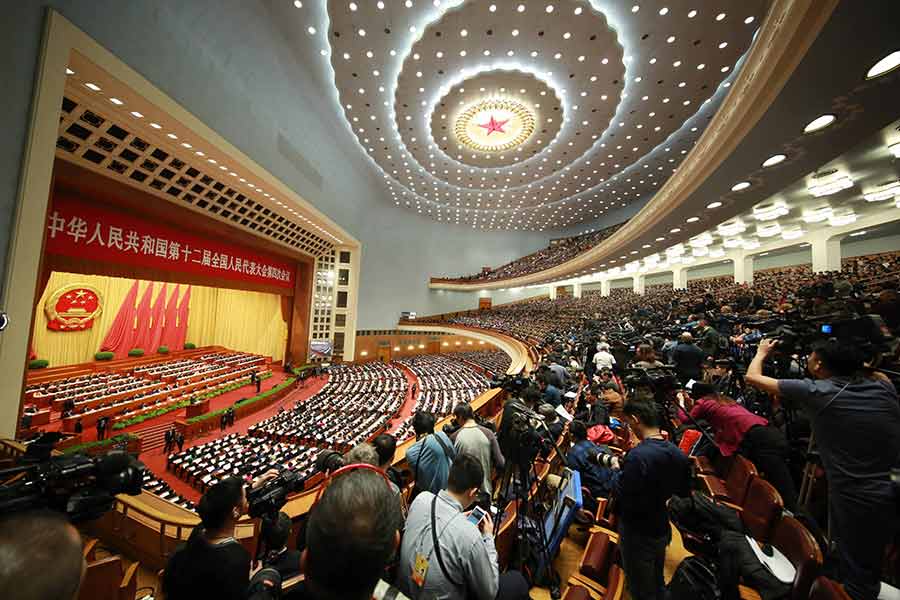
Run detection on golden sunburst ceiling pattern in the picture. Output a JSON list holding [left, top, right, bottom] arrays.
[[316, 0, 766, 230]]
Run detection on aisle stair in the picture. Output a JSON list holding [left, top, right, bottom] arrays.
[[136, 421, 180, 454]]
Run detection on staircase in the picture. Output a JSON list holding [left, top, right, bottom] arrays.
[[136, 421, 180, 454]]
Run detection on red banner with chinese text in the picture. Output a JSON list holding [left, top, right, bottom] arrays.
[[46, 196, 296, 289]]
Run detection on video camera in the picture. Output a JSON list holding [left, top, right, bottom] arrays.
[[490, 372, 531, 395], [247, 470, 305, 519], [0, 433, 145, 522]]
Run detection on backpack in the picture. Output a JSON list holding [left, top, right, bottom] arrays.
[[668, 556, 721, 600]]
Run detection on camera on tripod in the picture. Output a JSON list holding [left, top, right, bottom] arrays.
[[490, 373, 530, 394], [0, 433, 145, 522]]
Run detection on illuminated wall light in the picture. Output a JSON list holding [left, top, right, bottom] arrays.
[[828, 209, 857, 227], [66, 67, 74, 75], [717, 219, 746, 237], [407, 345, 414, 350], [781, 226, 805, 240], [890, 142, 900, 159], [442, 342, 449, 346], [360, 350, 368, 356], [863, 180, 900, 202], [802, 205, 832, 223], [807, 173, 854, 197], [466, 341, 473, 345], [731, 181, 751, 192], [393, 346, 401, 351], [723, 237, 745, 249], [418, 344, 425, 349], [752, 200, 789, 221], [756, 222, 781, 238]]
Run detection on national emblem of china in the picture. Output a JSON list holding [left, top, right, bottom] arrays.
[[45, 284, 103, 331]]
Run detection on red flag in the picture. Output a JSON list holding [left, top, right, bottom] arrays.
[[100, 280, 139, 358]]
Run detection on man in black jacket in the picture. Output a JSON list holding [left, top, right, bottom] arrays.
[[262, 512, 301, 580], [671, 332, 706, 384]]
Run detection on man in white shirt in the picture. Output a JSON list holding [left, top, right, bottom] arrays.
[[593, 343, 616, 371]]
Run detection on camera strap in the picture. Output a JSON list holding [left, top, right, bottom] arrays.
[[430, 494, 463, 588]]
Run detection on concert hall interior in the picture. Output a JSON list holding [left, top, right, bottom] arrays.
[[1, 2, 900, 600]]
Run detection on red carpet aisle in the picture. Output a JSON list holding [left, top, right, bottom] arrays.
[[388, 363, 421, 434], [139, 374, 328, 504]]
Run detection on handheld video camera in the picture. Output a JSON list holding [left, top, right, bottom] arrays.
[[246, 470, 304, 519]]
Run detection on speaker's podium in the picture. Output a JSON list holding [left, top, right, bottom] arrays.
[[185, 399, 210, 419]]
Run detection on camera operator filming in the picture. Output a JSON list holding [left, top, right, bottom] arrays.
[[745, 337, 900, 600]]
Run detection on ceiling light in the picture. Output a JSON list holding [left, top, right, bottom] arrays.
[[349, 2, 357, 10], [744, 16, 754, 24], [781, 225, 805, 240], [706, 201, 722, 209], [828, 208, 857, 227], [866, 51, 900, 79], [890, 142, 900, 158], [756, 222, 781, 238], [517, 4, 526, 12], [688, 9, 698, 17], [65, 67, 74, 75], [149, 122, 162, 129], [808, 172, 854, 197], [802, 205, 832, 223], [762, 154, 786, 167], [84, 82, 101, 91], [716, 12, 726, 20], [731, 181, 751, 191], [545, 4, 554, 13], [512, 29, 520, 36], [863, 180, 900, 202], [631, 5, 639, 13], [686, 216, 700, 223], [667, 35, 676, 43], [669, 227, 681, 233], [489, 3, 496, 11], [803, 114, 836, 133], [849, 230, 867, 237], [753, 200, 789, 221], [293, 0, 302, 6], [130, 111, 143, 118], [717, 218, 746, 237], [697, 63, 705, 70], [307, 26, 316, 35], [659, 7, 668, 15], [574, 6, 582, 14], [718, 41, 728, 49]]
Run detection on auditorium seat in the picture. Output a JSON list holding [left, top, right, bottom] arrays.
[[700, 454, 757, 506], [578, 528, 617, 586], [739, 477, 784, 544], [77, 555, 139, 600], [808, 577, 854, 600], [738, 516, 822, 600], [566, 563, 625, 600], [82, 536, 98, 562]]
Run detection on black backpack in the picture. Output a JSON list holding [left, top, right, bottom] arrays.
[[668, 556, 721, 600]]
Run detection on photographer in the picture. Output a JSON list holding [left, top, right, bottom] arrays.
[[449, 403, 505, 495], [260, 512, 301, 579], [672, 332, 705, 384], [406, 411, 456, 496], [683, 382, 797, 511], [566, 420, 619, 512], [164, 471, 278, 600], [746, 338, 900, 600], [614, 399, 692, 600]]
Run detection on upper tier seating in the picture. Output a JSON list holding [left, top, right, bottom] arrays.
[[433, 223, 624, 283], [446, 350, 512, 376]]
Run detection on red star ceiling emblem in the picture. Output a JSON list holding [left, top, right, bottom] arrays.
[[477, 115, 509, 135]]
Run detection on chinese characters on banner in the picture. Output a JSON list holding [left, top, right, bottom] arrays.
[[46, 195, 296, 289]]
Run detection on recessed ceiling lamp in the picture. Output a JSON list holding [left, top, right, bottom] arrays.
[[780, 225, 805, 240], [65, 67, 74, 75], [762, 154, 786, 167], [752, 200, 789, 221], [742, 239, 760, 250], [723, 237, 744, 249], [802, 205, 832, 223], [686, 216, 700, 223], [849, 230, 867, 237], [866, 51, 900, 79], [84, 82, 101, 91], [708, 246, 725, 258], [130, 111, 143, 118], [731, 181, 751, 191], [718, 218, 746, 237], [756, 222, 781, 238], [828, 208, 857, 227], [808, 171, 854, 197], [889, 142, 900, 158], [863, 180, 900, 202], [803, 114, 836, 133], [707, 201, 722, 209]]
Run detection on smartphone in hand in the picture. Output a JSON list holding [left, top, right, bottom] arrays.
[[467, 506, 488, 527]]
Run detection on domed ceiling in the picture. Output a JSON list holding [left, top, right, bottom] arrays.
[[303, 0, 768, 230]]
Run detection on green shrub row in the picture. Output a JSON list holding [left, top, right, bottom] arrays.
[[158, 346, 169, 354], [95, 351, 115, 361], [109, 371, 273, 430], [111, 398, 192, 430], [186, 376, 295, 425], [128, 348, 145, 357], [184, 342, 196, 349], [61, 433, 139, 455], [28, 359, 49, 369]]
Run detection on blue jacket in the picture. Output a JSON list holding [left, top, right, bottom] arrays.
[[406, 431, 456, 494], [567, 439, 619, 498]]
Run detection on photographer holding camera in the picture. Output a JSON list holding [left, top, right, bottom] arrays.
[[164, 470, 279, 600], [566, 420, 619, 512], [746, 337, 900, 600]]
